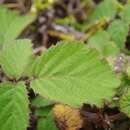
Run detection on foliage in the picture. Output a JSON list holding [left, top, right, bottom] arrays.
[[31, 42, 119, 107], [0, 6, 34, 48], [87, 30, 119, 56], [0, 82, 29, 130], [119, 89, 130, 117], [1, 1, 130, 130], [89, 0, 119, 22], [120, 4, 130, 23], [107, 20, 129, 49], [0, 39, 32, 79]]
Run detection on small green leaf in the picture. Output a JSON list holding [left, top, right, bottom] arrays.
[[0, 6, 34, 47], [120, 5, 130, 23], [107, 20, 129, 49], [0, 82, 29, 130], [87, 30, 119, 56], [37, 118, 46, 130], [22, 55, 38, 77], [119, 89, 130, 117], [0, 39, 32, 79], [44, 111, 58, 130], [127, 65, 130, 79], [39, 111, 58, 130], [102, 41, 119, 57], [89, 0, 118, 22], [32, 96, 54, 108], [88, 30, 110, 49], [31, 41, 120, 107], [36, 106, 56, 130], [35, 106, 53, 117]]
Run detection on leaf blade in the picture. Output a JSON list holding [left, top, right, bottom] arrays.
[[119, 90, 130, 117], [0, 6, 34, 47], [0, 39, 32, 78], [107, 20, 129, 49], [31, 42, 120, 107], [0, 82, 29, 130], [89, 0, 118, 22]]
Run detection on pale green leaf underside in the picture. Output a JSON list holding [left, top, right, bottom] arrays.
[[120, 5, 130, 23], [88, 30, 110, 50], [0, 6, 34, 47], [0, 39, 32, 78], [87, 30, 119, 56], [35, 106, 52, 117], [0, 82, 29, 130], [107, 20, 129, 49], [31, 42, 120, 107], [89, 0, 118, 21], [119, 90, 130, 117]]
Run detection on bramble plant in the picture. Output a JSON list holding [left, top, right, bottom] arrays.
[[1, 0, 130, 130]]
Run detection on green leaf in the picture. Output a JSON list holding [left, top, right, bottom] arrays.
[[0, 39, 32, 79], [43, 111, 58, 130], [31, 41, 120, 107], [120, 5, 130, 24], [0, 6, 34, 47], [127, 65, 130, 79], [32, 96, 54, 108], [22, 55, 38, 77], [107, 20, 129, 49], [35, 106, 53, 117], [102, 41, 119, 57], [36, 106, 56, 130], [37, 118, 46, 130], [119, 89, 130, 117], [0, 82, 29, 130], [38, 111, 58, 130], [87, 30, 119, 56], [89, 0, 118, 22], [88, 30, 110, 50]]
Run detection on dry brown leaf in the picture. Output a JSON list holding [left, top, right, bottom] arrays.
[[53, 104, 83, 130]]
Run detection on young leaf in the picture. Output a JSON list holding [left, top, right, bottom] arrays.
[[32, 96, 54, 108], [37, 118, 46, 130], [36, 105, 56, 130], [102, 41, 119, 57], [87, 30, 119, 56], [119, 89, 130, 117], [37, 111, 58, 130], [35, 106, 53, 117], [120, 5, 130, 24], [89, 0, 118, 22], [0, 6, 34, 47], [0, 82, 29, 130], [127, 65, 130, 79], [88, 30, 111, 50], [0, 39, 32, 79], [107, 20, 129, 49], [31, 42, 120, 107]]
